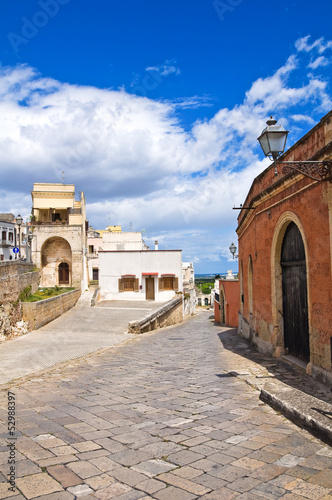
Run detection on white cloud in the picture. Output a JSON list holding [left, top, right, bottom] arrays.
[[295, 35, 332, 54], [308, 56, 330, 70], [145, 60, 181, 77]]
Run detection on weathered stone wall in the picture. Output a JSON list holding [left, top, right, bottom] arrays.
[[0, 261, 35, 279], [22, 289, 81, 330], [0, 271, 40, 304], [128, 296, 183, 334]]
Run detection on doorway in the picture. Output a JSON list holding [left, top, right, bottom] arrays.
[[145, 278, 155, 300], [59, 262, 70, 285], [281, 222, 309, 362]]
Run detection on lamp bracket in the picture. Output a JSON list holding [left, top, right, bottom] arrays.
[[278, 160, 332, 182]]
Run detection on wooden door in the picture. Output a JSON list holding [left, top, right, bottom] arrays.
[[59, 262, 69, 285], [145, 278, 155, 300], [281, 223, 309, 362]]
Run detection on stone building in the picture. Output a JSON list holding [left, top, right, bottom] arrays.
[[30, 183, 88, 289], [237, 111, 332, 384], [0, 214, 16, 261]]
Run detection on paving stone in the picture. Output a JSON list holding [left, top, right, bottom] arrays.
[[274, 454, 305, 468], [67, 484, 94, 497], [153, 485, 198, 500], [32, 493, 75, 500], [89, 455, 118, 472], [200, 487, 238, 500], [110, 467, 148, 486], [47, 464, 82, 488], [16, 473, 63, 499], [226, 476, 261, 493], [157, 472, 211, 495], [71, 441, 102, 453], [172, 466, 203, 479], [84, 473, 116, 489], [0, 482, 20, 498], [92, 481, 132, 499], [131, 459, 177, 477], [67, 460, 101, 479], [136, 478, 166, 494]]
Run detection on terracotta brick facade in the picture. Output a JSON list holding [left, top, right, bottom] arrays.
[[237, 111, 332, 385]]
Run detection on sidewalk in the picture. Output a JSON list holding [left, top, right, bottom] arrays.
[[0, 300, 157, 386], [213, 316, 332, 446]]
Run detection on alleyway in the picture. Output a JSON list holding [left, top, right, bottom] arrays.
[[0, 311, 331, 499]]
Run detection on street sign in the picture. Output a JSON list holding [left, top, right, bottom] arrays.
[[13, 247, 19, 254]]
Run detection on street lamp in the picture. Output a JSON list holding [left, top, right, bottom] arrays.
[[258, 116, 332, 181], [16, 214, 23, 259], [229, 242, 238, 259], [257, 117, 288, 175]]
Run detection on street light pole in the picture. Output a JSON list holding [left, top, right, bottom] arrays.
[[16, 215, 23, 259]]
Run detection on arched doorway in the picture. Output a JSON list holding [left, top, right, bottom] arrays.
[[281, 222, 309, 362], [59, 262, 70, 285], [41, 237, 72, 287]]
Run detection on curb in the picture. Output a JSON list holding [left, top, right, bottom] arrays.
[[260, 381, 332, 446]]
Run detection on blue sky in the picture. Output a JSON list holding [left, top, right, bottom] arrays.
[[1, 0, 332, 273]]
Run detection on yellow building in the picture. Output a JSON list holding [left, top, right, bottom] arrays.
[[30, 183, 88, 289]]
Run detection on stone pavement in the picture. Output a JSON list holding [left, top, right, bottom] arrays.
[[0, 301, 159, 386], [0, 311, 332, 499]]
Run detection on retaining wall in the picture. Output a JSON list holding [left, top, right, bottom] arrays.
[[22, 289, 81, 330], [0, 262, 40, 304], [128, 296, 183, 334]]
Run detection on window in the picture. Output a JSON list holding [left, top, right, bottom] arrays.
[[8, 232, 13, 242], [158, 276, 179, 291], [92, 268, 99, 281], [1, 230, 6, 242], [119, 277, 139, 292], [89, 245, 94, 253]]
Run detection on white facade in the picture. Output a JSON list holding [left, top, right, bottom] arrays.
[[0, 216, 16, 261], [87, 229, 149, 282], [99, 250, 182, 302]]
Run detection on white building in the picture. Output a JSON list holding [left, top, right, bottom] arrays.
[[0, 214, 16, 261], [99, 249, 182, 302], [87, 226, 149, 282]]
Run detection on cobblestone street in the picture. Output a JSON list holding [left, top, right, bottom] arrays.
[[0, 311, 332, 499]]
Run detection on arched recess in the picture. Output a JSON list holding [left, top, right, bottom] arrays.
[[271, 212, 311, 359], [41, 237, 72, 287]]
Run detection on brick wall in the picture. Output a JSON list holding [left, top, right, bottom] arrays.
[[0, 261, 35, 279], [22, 289, 81, 330], [0, 264, 40, 304]]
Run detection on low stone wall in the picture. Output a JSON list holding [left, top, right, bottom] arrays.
[[128, 296, 183, 334], [22, 289, 81, 330], [0, 261, 35, 278], [0, 270, 40, 303]]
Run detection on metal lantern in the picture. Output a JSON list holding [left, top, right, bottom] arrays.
[[257, 117, 289, 160], [229, 242, 237, 259]]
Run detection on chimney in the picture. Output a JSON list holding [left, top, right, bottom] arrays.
[[155, 240, 159, 250]]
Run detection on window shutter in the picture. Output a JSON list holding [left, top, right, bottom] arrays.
[[159, 278, 164, 291], [134, 278, 139, 292], [173, 277, 179, 291], [119, 278, 124, 292]]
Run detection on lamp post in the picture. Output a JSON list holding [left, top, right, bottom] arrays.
[[16, 214, 23, 259], [258, 116, 332, 181], [229, 242, 238, 259], [257, 117, 288, 175]]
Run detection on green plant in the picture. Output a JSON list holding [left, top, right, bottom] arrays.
[[19, 285, 32, 302]]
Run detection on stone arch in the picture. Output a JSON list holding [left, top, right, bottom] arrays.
[[271, 212, 311, 357], [41, 237, 72, 287]]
